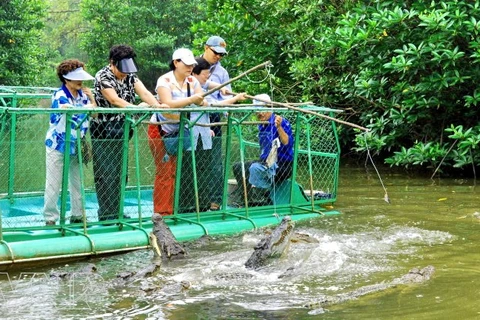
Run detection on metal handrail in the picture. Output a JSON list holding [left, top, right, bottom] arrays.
[[0, 87, 341, 235]]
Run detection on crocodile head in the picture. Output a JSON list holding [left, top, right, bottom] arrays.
[[397, 265, 435, 284], [245, 216, 295, 269]]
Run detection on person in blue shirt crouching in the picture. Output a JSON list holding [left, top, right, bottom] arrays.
[[231, 94, 294, 206]]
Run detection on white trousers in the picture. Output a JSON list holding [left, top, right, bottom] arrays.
[[43, 147, 83, 222]]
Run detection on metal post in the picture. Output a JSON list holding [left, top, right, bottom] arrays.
[[7, 113, 17, 202], [222, 114, 234, 210], [305, 121, 315, 212], [290, 112, 303, 207], [119, 115, 132, 221], [60, 112, 73, 226], [132, 122, 142, 226], [173, 112, 186, 215]]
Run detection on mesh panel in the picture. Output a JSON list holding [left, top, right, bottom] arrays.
[[225, 110, 338, 208], [1, 88, 340, 230]]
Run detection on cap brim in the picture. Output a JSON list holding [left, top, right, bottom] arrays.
[[211, 46, 227, 54], [180, 57, 198, 66], [117, 58, 138, 73], [64, 69, 95, 81]]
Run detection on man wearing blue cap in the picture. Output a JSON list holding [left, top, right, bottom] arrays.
[[91, 44, 166, 221], [200, 36, 231, 211], [203, 36, 230, 101]]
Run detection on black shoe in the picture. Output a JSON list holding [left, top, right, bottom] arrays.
[[248, 188, 271, 205], [98, 215, 131, 221], [70, 216, 85, 224], [229, 189, 244, 204], [229, 201, 244, 208]]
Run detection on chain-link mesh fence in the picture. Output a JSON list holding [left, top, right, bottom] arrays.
[[1, 87, 340, 231]]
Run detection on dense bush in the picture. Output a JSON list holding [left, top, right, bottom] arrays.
[[0, 0, 47, 85], [80, 0, 205, 91], [3, 0, 479, 173], [329, 1, 480, 173], [193, 0, 480, 173]]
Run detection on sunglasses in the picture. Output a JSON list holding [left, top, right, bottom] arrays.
[[209, 47, 226, 57]]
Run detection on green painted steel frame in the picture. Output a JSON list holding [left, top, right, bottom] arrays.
[[0, 86, 342, 266]]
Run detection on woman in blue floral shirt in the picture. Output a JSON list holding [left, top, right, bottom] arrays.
[[44, 59, 96, 225]]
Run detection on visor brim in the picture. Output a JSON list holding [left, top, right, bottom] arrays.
[[117, 58, 138, 73], [63, 68, 95, 81]]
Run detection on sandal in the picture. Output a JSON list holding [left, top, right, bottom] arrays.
[[210, 202, 221, 211]]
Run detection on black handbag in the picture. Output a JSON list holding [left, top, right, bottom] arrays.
[[90, 120, 132, 140], [80, 137, 92, 164]]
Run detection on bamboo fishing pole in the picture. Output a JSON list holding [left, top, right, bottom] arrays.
[[237, 93, 369, 132], [201, 61, 272, 98]]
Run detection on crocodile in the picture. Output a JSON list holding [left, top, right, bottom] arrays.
[[151, 214, 187, 259], [116, 261, 162, 283], [49, 263, 97, 279], [290, 232, 319, 244], [305, 265, 435, 308], [141, 279, 192, 295], [245, 216, 295, 270]]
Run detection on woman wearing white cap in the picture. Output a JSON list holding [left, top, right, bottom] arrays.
[[148, 48, 206, 216], [44, 59, 96, 225]]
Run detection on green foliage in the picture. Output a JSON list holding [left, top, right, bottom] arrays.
[[191, 0, 350, 100], [80, 0, 205, 90], [310, 1, 480, 172], [445, 124, 480, 168], [194, 0, 480, 173], [37, 0, 88, 87], [4, 0, 480, 173], [384, 142, 448, 169], [0, 0, 47, 85]]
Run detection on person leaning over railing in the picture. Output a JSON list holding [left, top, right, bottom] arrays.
[[231, 94, 294, 207], [189, 57, 246, 211], [148, 48, 206, 216], [90, 44, 167, 221], [199, 36, 231, 212], [44, 59, 96, 226]]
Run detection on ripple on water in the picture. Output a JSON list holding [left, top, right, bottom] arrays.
[[120, 223, 452, 313], [0, 222, 461, 318]]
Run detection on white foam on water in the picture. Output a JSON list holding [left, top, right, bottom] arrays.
[[0, 224, 455, 317], [159, 224, 455, 312]]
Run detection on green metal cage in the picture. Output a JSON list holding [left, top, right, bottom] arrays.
[[0, 86, 341, 266]]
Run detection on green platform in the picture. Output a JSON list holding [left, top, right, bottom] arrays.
[[0, 188, 339, 267], [1, 86, 341, 268]]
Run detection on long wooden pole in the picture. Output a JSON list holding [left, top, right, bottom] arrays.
[[236, 93, 369, 132], [201, 61, 271, 98]]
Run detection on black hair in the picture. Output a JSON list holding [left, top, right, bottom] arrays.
[[192, 57, 211, 75], [169, 60, 177, 71], [109, 44, 136, 63]]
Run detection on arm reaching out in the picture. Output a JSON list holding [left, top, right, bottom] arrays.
[[275, 115, 289, 145]]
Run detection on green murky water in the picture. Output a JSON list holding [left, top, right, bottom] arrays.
[[1, 165, 479, 319]]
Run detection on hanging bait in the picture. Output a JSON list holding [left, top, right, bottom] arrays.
[[364, 133, 391, 205], [384, 192, 391, 204]]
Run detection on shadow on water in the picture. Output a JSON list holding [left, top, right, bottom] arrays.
[[1, 166, 480, 319]]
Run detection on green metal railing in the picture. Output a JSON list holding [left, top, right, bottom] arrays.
[[0, 86, 341, 236]]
